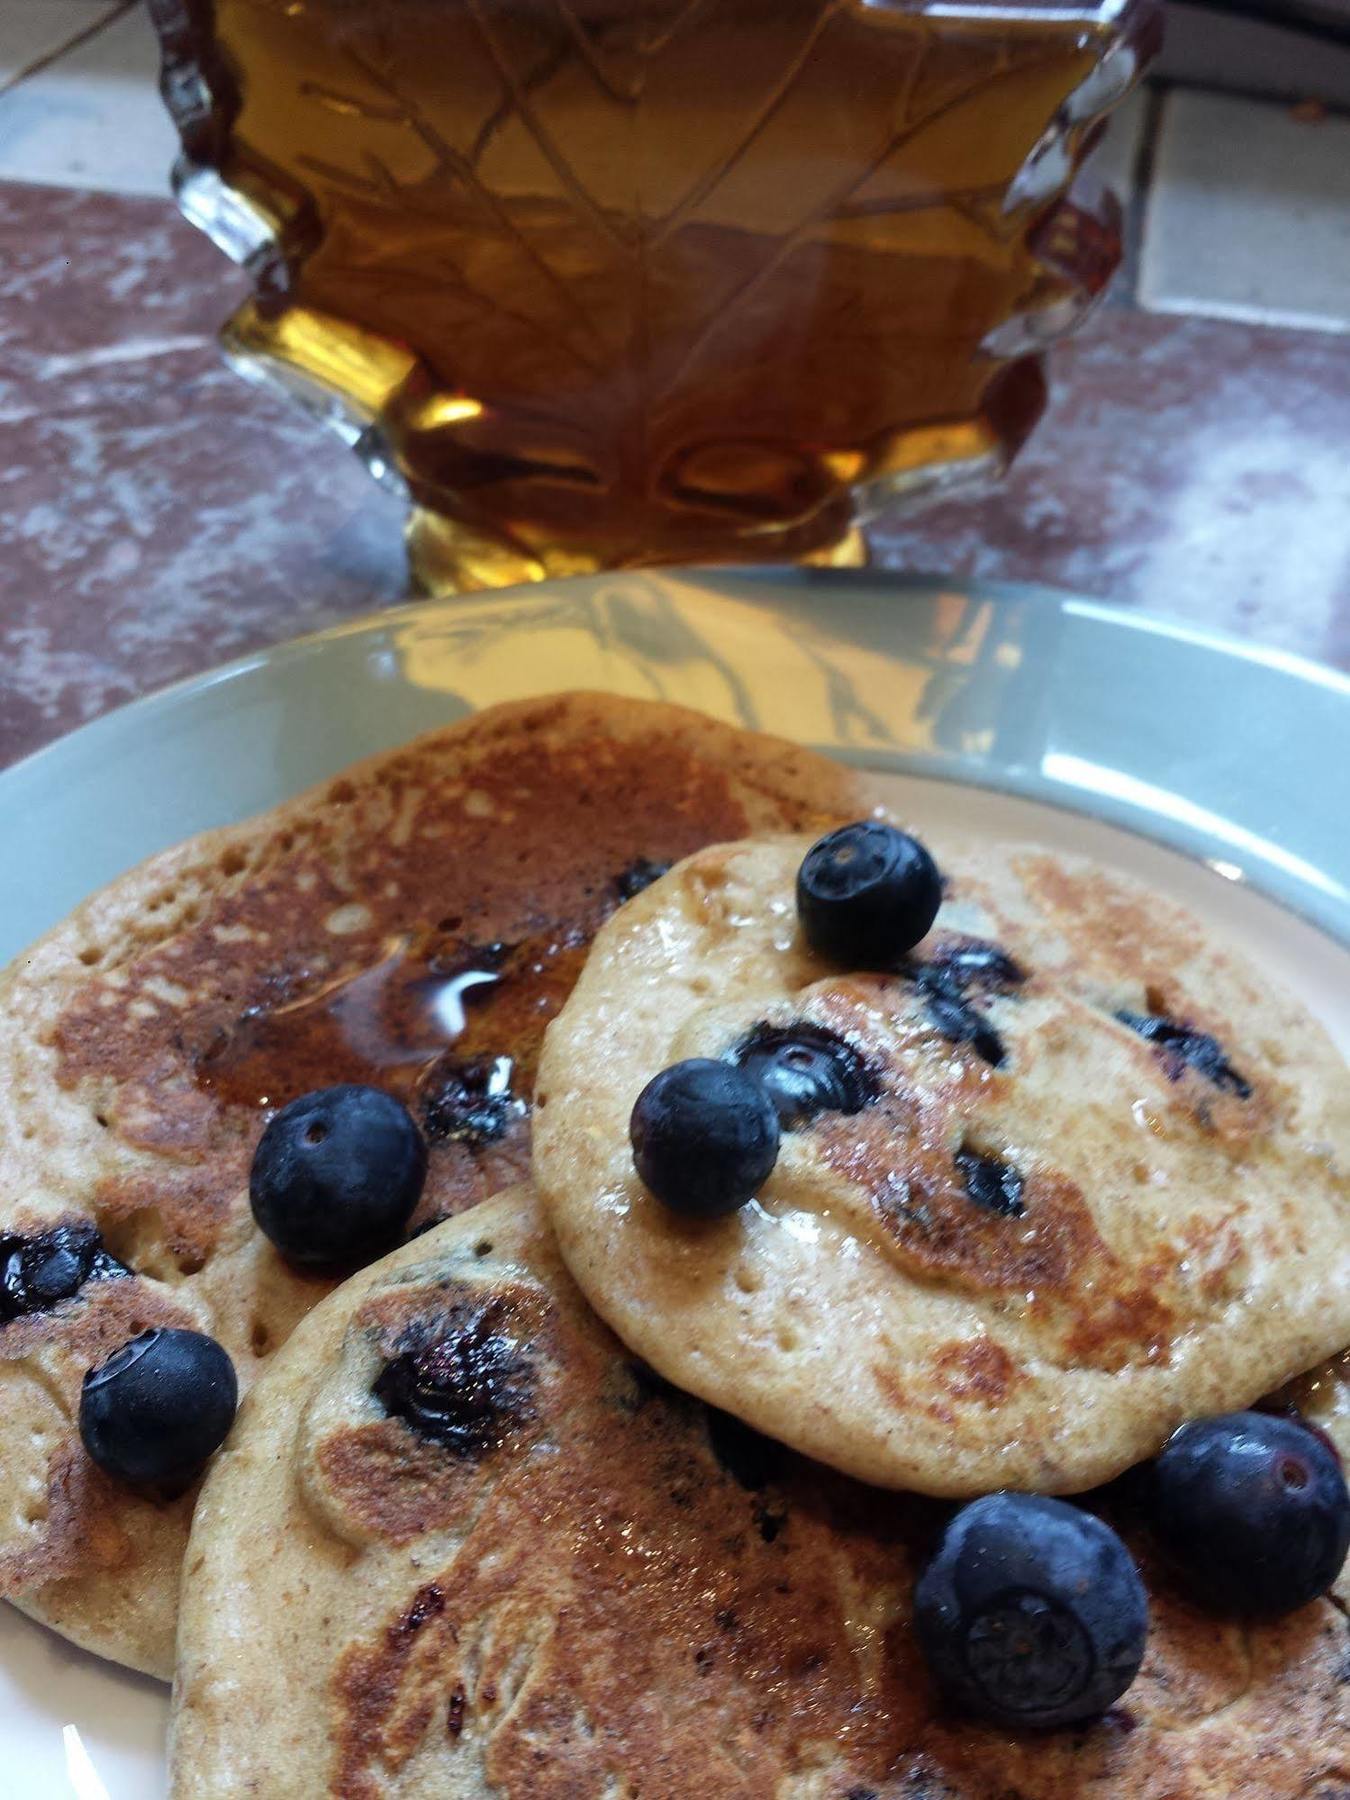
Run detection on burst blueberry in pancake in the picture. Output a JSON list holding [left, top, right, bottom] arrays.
[[535, 833, 1350, 1495], [0, 695, 861, 1676], [168, 1188, 1350, 1800]]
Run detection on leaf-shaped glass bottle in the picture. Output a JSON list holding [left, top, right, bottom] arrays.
[[149, 0, 1162, 591]]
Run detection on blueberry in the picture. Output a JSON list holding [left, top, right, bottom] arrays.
[[374, 1302, 535, 1457], [630, 1059, 779, 1219], [250, 1084, 427, 1268], [421, 1055, 522, 1148], [1149, 1411, 1349, 1617], [0, 1223, 128, 1322], [909, 941, 1022, 1067], [920, 990, 1008, 1068], [914, 1492, 1148, 1730], [929, 942, 1024, 990], [1115, 1011, 1251, 1099], [796, 822, 941, 968], [730, 1023, 876, 1129], [79, 1328, 237, 1486], [955, 1149, 1026, 1218]]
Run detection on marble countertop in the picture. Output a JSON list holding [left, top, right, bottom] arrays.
[[3, 42, 1350, 770]]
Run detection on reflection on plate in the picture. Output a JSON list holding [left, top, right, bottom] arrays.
[[1, 570, 1346, 1797]]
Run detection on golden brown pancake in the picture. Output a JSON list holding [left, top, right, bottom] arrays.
[[169, 1187, 1350, 1799], [536, 835, 1350, 1495], [0, 694, 861, 1676]]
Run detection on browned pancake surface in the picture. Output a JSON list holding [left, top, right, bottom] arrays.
[[0, 694, 859, 1674], [169, 1190, 1350, 1799], [536, 836, 1350, 1495]]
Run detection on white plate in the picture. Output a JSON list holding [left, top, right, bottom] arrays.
[[2, 569, 1348, 1799]]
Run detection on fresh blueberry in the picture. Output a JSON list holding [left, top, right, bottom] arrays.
[[1149, 1410, 1349, 1616], [796, 821, 942, 968], [914, 1492, 1148, 1730], [730, 1023, 876, 1129], [79, 1327, 237, 1486], [250, 1084, 427, 1267], [630, 1058, 779, 1219]]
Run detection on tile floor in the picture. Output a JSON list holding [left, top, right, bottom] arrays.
[[1140, 90, 1350, 333], [0, 0, 174, 196], [1, 0, 1349, 766]]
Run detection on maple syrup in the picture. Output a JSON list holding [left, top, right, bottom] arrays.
[[151, 0, 1159, 590], [195, 928, 586, 1131]]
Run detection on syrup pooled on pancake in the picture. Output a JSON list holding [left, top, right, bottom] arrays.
[[51, 739, 754, 1231], [193, 928, 565, 1140], [169, 1189, 1350, 1800], [0, 695, 860, 1675]]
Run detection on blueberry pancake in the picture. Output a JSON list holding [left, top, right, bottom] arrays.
[[535, 832, 1350, 1495], [168, 1187, 1350, 1800], [0, 695, 861, 1677]]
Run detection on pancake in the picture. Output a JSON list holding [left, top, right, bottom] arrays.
[[168, 1186, 1350, 1799], [535, 834, 1350, 1495], [0, 695, 861, 1677]]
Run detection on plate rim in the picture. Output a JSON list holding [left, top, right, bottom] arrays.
[[1, 568, 1348, 1792], [4, 570, 1348, 952], [6, 570, 1349, 795]]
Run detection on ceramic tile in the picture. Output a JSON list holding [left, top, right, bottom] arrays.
[[2, 183, 1349, 771], [1139, 88, 1350, 334], [0, 183, 406, 773], [0, 2, 176, 195], [0, 0, 119, 88], [874, 304, 1350, 670]]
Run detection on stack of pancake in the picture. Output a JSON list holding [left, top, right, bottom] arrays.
[[0, 694, 1345, 1797]]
